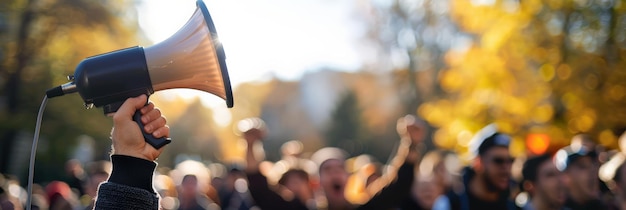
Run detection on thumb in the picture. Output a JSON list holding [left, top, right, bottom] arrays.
[[113, 95, 148, 123]]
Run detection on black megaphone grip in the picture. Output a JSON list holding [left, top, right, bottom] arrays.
[[133, 108, 171, 149]]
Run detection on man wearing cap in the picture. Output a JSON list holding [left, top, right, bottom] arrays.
[[554, 145, 606, 210], [435, 124, 516, 210], [521, 153, 568, 210]]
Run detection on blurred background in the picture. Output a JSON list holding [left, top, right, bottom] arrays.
[[1, 0, 626, 186]]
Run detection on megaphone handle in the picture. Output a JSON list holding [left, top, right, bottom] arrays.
[[133, 109, 172, 149]]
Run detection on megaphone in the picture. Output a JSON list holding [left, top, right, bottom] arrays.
[[45, 0, 233, 149]]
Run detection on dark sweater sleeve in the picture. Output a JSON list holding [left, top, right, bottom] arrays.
[[357, 163, 415, 210], [247, 171, 309, 210], [94, 155, 159, 210]]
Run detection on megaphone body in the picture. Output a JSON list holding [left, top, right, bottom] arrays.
[[46, 0, 233, 148]]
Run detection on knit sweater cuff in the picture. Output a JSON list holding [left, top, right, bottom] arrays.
[[108, 155, 157, 192], [95, 182, 159, 210]]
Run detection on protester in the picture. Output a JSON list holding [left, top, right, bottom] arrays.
[[435, 124, 516, 210], [219, 166, 257, 210], [279, 168, 316, 208], [242, 117, 313, 210], [93, 94, 171, 210], [0, 175, 23, 210], [82, 160, 111, 209], [46, 181, 80, 210], [520, 153, 567, 210], [554, 145, 607, 210], [571, 133, 609, 196], [154, 172, 179, 210], [312, 114, 423, 210], [401, 150, 460, 210], [34, 93, 626, 210], [344, 154, 383, 205], [64, 159, 86, 196], [178, 174, 219, 210], [400, 166, 444, 210]]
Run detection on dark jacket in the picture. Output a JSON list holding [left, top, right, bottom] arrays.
[[247, 171, 310, 210], [94, 155, 159, 210], [442, 167, 517, 210]]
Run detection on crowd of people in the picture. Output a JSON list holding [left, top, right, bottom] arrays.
[[2, 95, 626, 210]]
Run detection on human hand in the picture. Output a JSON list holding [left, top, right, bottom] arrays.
[[238, 118, 266, 145], [397, 115, 426, 144], [396, 115, 426, 164], [110, 95, 170, 161]]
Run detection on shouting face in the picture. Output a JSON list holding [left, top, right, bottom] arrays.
[[319, 159, 350, 209]]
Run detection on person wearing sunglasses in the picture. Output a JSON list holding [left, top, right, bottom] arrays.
[[434, 124, 517, 210]]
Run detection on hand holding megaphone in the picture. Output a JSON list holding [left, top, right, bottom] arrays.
[[110, 95, 170, 161], [45, 0, 233, 149]]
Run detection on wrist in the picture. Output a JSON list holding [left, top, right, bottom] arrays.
[[111, 143, 159, 161], [112, 150, 154, 162]]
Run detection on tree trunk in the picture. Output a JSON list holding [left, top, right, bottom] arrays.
[[1, 0, 36, 174]]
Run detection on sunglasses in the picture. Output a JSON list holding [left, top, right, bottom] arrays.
[[490, 156, 514, 165]]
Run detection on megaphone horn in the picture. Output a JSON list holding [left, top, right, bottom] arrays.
[[45, 0, 233, 149]]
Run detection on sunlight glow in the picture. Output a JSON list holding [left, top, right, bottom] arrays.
[[136, 0, 364, 108]]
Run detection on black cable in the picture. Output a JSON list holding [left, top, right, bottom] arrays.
[[26, 95, 48, 210]]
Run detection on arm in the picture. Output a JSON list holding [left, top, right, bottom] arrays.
[[94, 95, 170, 210], [246, 171, 309, 210], [244, 131, 308, 210], [356, 139, 418, 210], [356, 115, 424, 210]]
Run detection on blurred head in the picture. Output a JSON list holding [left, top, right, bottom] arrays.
[[46, 181, 75, 210], [279, 169, 314, 203], [65, 159, 84, 178], [413, 173, 444, 210], [420, 150, 460, 190], [319, 159, 349, 206], [225, 167, 246, 193], [522, 154, 566, 208], [571, 134, 601, 193], [474, 133, 513, 192], [180, 174, 199, 198], [554, 145, 597, 202], [84, 160, 111, 197], [311, 147, 351, 208]]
